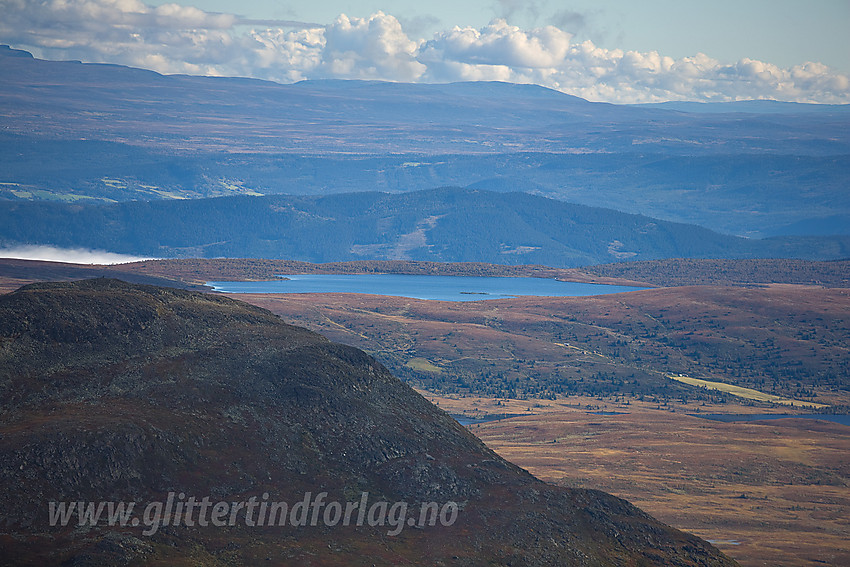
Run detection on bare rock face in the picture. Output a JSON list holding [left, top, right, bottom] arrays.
[[0, 279, 737, 566]]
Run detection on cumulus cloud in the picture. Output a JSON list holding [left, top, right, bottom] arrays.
[[422, 20, 571, 69], [1, 0, 847, 103], [319, 12, 425, 81], [0, 245, 154, 264]]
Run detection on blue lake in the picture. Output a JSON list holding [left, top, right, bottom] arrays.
[[207, 274, 647, 301], [692, 413, 850, 427]]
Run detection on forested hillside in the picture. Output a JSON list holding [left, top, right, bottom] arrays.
[[3, 188, 848, 266]]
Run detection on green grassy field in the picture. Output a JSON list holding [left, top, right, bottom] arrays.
[[668, 374, 828, 408]]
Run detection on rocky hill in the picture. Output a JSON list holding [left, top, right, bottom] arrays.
[[0, 279, 736, 565]]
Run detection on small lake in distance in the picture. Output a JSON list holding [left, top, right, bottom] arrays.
[[207, 274, 648, 301], [693, 413, 850, 427]]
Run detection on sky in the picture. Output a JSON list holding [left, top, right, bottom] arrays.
[[1, 0, 848, 103]]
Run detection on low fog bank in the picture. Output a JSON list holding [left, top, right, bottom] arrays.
[[0, 245, 155, 265]]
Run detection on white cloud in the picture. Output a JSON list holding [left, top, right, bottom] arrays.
[[421, 20, 571, 70], [319, 12, 425, 81], [246, 27, 325, 82], [0, 245, 154, 264], [1, 0, 847, 103]]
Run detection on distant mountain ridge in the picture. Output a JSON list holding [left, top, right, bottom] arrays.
[[0, 46, 665, 154], [1, 46, 848, 238], [1, 187, 848, 266], [1, 45, 847, 156]]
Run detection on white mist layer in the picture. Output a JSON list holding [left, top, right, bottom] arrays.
[[0, 245, 155, 265]]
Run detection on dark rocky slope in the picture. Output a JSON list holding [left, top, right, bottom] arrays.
[[0, 279, 736, 565]]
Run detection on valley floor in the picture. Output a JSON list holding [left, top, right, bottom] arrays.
[[422, 392, 850, 567]]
